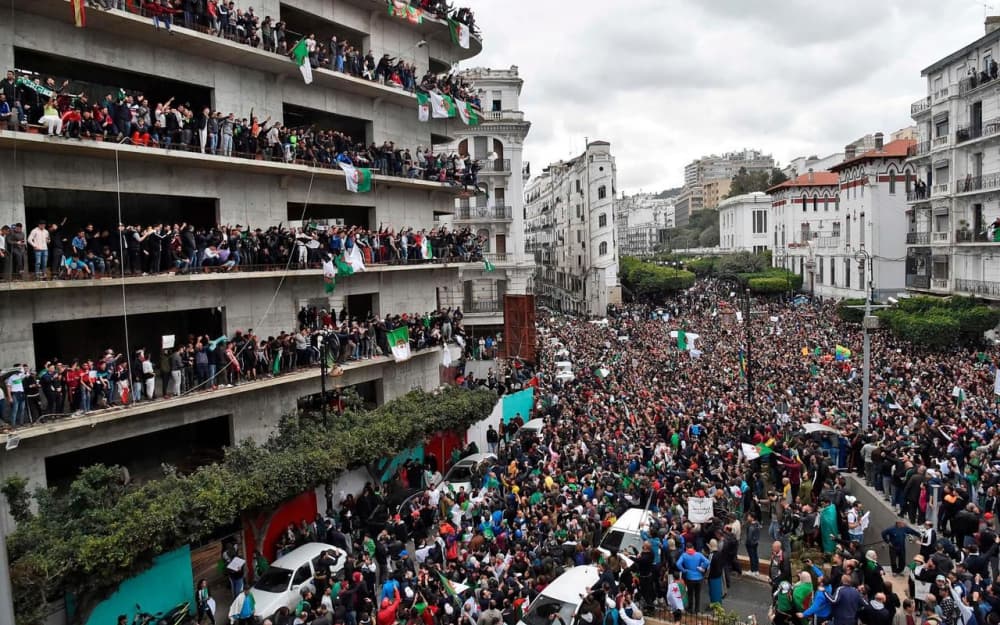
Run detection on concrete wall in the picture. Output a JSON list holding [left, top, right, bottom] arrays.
[[843, 473, 920, 563]]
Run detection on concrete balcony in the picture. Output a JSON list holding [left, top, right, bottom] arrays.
[[482, 110, 526, 122], [907, 140, 932, 159], [0, 131, 465, 198], [816, 236, 841, 249], [955, 278, 1000, 298], [931, 231, 951, 244], [13, 0, 421, 109], [464, 299, 502, 313], [906, 231, 931, 245], [955, 117, 1000, 144], [931, 135, 951, 151], [480, 158, 512, 175], [452, 205, 513, 222], [0, 258, 479, 291], [911, 96, 932, 117], [931, 277, 951, 291], [932, 182, 950, 196], [933, 85, 953, 102], [0, 345, 444, 446]]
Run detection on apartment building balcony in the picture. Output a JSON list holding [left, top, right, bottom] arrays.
[[907, 189, 931, 204], [956, 229, 1000, 244], [907, 141, 932, 159], [906, 231, 931, 245], [479, 158, 512, 175], [955, 117, 1000, 144], [0, 131, 465, 198], [959, 72, 1000, 97], [955, 172, 1000, 196], [463, 299, 502, 313], [932, 85, 953, 102], [955, 278, 1000, 298], [932, 182, 950, 197], [14, 0, 421, 108], [911, 96, 932, 117], [482, 110, 526, 122], [906, 274, 931, 289], [452, 205, 513, 222], [931, 231, 951, 244], [931, 278, 951, 291], [931, 135, 951, 151], [816, 236, 841, 249]]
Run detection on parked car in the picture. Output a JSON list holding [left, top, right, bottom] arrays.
[[251, 542, 346, 620], [517, 565, 601, 625], [433, 452, 498, 497], [365, 487, 432, 540]]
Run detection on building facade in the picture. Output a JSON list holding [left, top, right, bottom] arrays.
[[438, 66, 532, 329], [718, 192, 772, 254], [524, 141, 621, 315], [614, 193, 674, 258], [905, 16, 1000, 300], [675, 149, 775, 225], [0, 0, 483, 506]]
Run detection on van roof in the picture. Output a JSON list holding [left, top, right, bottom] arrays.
[[611, 508, 651, 532], [537, 565, 601, 603]]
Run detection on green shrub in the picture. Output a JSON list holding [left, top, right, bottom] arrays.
[[747, 277, 790, 294], [684, 257, 717, 277], [836, 299, 867, 324], [620, 257, 696, 299]]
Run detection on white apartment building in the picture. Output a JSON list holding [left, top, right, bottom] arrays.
[[905, 16, 1000, 300], [525, 141, 621, 315], [782, 153, 845, 181], [718, 192, 772, 254], [615, 193, 674, 257], [439, 66, 533, 328]]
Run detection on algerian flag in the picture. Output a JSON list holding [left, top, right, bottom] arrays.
[[345, 245, 366, 272], [428, 91, 453, 118], [338, 162, 373, 193], [417, 91, 430, 122], [455, 97, 479, 125], [756, 441, 774, 457], [335, 254, 354, 277], [741, 443, 760, 461], [291, 39, 313, 85], [676, 329, 687, 350], [421, 237, 433, 260], [387, 327, 411, 362], [323, 257, 337, 294], [594, 367, 610, 379], [449, 19, 470, 49], [953, 385, 966, 403], [483, 258, 495, 272], [437, 571, 459, 600]]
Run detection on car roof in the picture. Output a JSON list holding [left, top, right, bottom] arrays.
[[520, 418, 546, 432], [536, 566, 601, 603], [611, 508, 651, 532], [453, 452, 497, 467], [270, 542, 337, 569]]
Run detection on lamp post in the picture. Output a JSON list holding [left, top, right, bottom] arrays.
[[856, 248, 875, 431]]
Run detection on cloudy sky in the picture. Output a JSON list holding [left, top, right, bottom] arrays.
[[465, 0, 987, 193]]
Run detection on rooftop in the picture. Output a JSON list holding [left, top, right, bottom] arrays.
[[829, 139, 917, 172], [766, 171, 839, 193]]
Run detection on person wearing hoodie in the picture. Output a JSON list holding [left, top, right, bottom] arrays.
[[798, 578, 833, 625], [859, 592, 893, 625], [376, 587, 400, 625], [675, 545, 709, 614]]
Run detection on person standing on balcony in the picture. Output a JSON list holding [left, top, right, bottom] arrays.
[[220, 112, 235, 157], [27, 220, 49, 279]]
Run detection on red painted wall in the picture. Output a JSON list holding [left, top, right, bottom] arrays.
[[244, 490, 318, 565], [425, 430, 466, 473]]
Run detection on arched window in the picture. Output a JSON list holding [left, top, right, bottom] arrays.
[[802, 193, 808, 212], [599, 241, 608, 256], [598, 185, 607, 199], [888, 167, 897, 194]]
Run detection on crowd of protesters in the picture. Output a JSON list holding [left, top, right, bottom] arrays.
[[209, 276, 1000, 625], [0, 220, 488, 280], [0, 308, 467, 427], [1, 70, 483, 187]]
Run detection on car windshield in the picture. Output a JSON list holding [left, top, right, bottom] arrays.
[[254, 566, 293, 593], [445, 466, 472, 482], [522, 597, 575, 625]]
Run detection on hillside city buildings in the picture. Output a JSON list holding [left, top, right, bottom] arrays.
[[674, 149, 776, 227], [614, 193, 675, 258], [524, 141, 621, 315], [440, 66, 533, 329], [0, 0, 489, 516]]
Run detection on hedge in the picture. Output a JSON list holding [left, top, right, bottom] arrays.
[[620, 257, 696, 299], [4, 386, 496, 625], [876, 296, 1000, 348], [740, 269, 802, 294]]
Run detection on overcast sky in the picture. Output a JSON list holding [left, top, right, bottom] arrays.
[[464, 0, 987, 194]]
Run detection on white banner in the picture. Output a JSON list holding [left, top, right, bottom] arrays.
[[162, 334, 175, 349], [741, 443, 760, 461], [687, 497, 714, 524], [994, 369, 1000, 396]]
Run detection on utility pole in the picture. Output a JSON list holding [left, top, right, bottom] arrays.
[[853, 248, 885, 432]]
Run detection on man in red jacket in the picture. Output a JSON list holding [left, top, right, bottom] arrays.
[[376, 588, 399, 625]]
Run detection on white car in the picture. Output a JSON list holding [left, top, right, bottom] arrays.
[[433, 452, 498, 497], [251, 542, 346, 619]]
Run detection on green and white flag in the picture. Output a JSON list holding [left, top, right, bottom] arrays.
[[416, 91, 431, 122], [345, 245, 366, 272], [428, 91, 454, 118], [676, 329, 687, 350], [421, 237, 433, 260], [455, 97, 479, 125], [448, 19, 470, 49], [483, 258, 495, 272], [594, 367, 610, 379], [387, 326, 411, 362], [323, 257, 337, 294], [952, 385, 966, 404], [291, 39, 313, 84], [338, 162, 373, 193]]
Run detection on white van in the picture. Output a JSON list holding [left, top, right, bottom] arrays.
[[517, 565, 601, 625], [516, 418, 546, 443], [597, 508, 653, 562], [554, 361, 573, 372]]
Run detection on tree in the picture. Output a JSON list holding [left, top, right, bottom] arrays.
[[4, 386, 496, 625], [726, 167, 788, 198], [769, 168, 789, 187]]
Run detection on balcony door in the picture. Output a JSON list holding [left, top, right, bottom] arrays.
[[974, 203, 985, 234], [495, 234, 506, 255], [972, 101, 984, 136]]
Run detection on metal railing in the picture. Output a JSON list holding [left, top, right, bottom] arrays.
[[955, 278, 1000, 297], [463, 299, 502, 313], [911, 96, 932, 116], [952, 117, 1000, 144], [959, 73, 1000, 96], [906, 274, 930, 288], [956, 229, 993, 243], [907, 189, 930, 202], [454, 205, 512, 220], [906, 232, 931, 245], [956, 172, 1000, 194], [907, 141, 931, 157]]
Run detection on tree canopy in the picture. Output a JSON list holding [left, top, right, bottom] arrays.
[[4, 386, 496, 625], [726, 167, 788, 198]]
